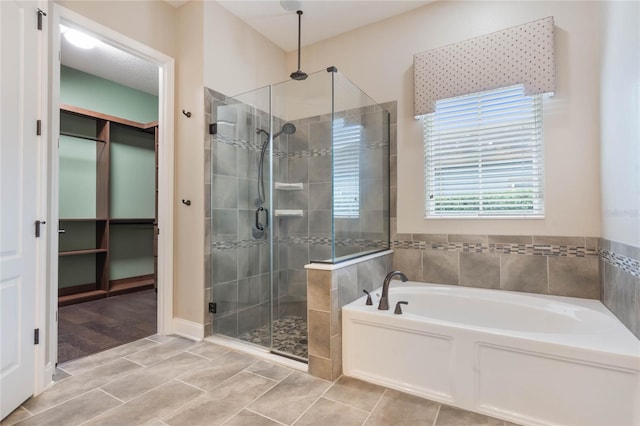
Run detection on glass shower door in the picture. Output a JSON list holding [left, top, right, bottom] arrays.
[[210, 86, 274, 350]]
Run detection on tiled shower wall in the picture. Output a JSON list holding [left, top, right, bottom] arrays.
[[205, 88, 290, 338], [281, 105, 390, 266], [600, 239, 640, 339], [204, 89, 392, 341]]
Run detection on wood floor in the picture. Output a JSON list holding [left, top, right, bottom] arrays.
[[57, 289, 157, 364]]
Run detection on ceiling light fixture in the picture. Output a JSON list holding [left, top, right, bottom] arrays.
[[280, 0, 300, 12], [289, 10, 308, 81], [63, 26, 100, 50]]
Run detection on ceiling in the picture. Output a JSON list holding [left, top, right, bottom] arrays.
[[61, 1, 432, 96], [217, 0, 432, 52], [60, 29, 159, 95]]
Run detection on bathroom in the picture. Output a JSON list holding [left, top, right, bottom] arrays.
[[202, 0, 638, 423], [1, 0, 638, 425]]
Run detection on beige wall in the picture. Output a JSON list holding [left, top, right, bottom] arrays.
[[599, 1, 640, 247], [289, 1, 603, 237], [57, 0, 288, 328], [55, 0, 207, 323], [203, 1, 287, 96], [174, 1, 205, 323], [56, 0, 178, 58]]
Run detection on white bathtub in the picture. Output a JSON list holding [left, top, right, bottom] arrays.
[[342, 282, 640, 426]]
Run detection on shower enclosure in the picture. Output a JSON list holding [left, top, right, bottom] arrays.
[[207, 68, 390, 361]]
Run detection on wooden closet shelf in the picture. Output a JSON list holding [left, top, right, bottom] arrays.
[[59, 218, 108, 222], [109, 218, 155, 224], [61, 104, 158, 129], [59, 248, 108, 257]]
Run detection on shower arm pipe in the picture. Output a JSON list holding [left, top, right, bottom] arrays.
[[296, 10, 302, 71]]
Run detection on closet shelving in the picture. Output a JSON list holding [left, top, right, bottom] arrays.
[[58, 105, 158, 306]]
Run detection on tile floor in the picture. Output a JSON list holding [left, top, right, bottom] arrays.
[[2, 336, 518, 426]]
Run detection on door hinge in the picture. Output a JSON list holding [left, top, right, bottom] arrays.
[[37, 8, 47, 31], [35, 220, 46, 238], [208, 302, 217, 314], [36, 120, 41, 136], [209, 123, 217, 135], [34, 328, 40, 345]]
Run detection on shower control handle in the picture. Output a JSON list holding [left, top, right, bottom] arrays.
[[255, 207, 268, 231]]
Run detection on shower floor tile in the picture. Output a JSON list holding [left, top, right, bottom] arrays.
[[238, 315, 308, 359]]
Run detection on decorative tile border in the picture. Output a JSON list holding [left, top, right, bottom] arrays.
[[288, 140, 388, 159], [214, 135, 388, 160], [212, 236, 389, 251], [392, 239, 599, 257], [600, 249, 640, 278]]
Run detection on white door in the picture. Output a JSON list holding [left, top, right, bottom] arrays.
[[0, 0, 39, 419]]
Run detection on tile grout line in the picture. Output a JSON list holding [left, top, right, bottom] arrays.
[[431, 403, 441, 426], [97, 387, 126, 404], [243, 368, 293, 383], [239, 408, 288, 426], [73, 389, 128, 425], [288, 375, 336, 425], [361, 388, 387, 425], [320, 394, 371, 415], [194, 363, 286, 426], [28, 386, 113, 423], [58, 338, 161, 375]]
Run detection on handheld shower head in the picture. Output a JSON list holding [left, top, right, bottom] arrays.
[[273, 122, 297, 139]]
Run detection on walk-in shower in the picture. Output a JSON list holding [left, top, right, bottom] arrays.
[[206, 68, 390, 361]]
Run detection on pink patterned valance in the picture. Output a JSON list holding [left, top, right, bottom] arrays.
[[414, 17, 555, 115]]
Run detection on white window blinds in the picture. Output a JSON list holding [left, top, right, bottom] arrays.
[[333, 118, 361, 218], [423, 84, 544, 217]]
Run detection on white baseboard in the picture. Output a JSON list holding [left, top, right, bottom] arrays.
[[172, 318, 204, 342]]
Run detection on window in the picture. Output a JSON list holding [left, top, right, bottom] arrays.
[[423, 84, 544, 218], [333, 118, 361, 218]]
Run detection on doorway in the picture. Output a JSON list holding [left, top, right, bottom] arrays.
[[47, 5, 175, 371]]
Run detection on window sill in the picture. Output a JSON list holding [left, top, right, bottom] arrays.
[[424, 215, 545, 220]]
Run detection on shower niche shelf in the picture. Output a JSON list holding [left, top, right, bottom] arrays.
[[275, 182, 303, 190], [274, 209, 304, 217]]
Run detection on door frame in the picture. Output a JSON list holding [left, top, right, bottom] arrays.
[[36, 4, 175, 394]]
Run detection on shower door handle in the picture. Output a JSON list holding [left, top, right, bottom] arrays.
[[255, 207, 268, 231]]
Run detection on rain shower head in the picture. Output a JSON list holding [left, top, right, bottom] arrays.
[[290, 70, 308, 81], [289, 10, 307, 81]]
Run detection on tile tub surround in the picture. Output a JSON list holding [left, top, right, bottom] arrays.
[[391, 234, 601, 300], [306, 252, 393, 381], [3, 335, 514, 426], [600, 238, 640, 339]]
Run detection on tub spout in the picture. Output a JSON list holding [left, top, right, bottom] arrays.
[[378, 270, 408, 310]]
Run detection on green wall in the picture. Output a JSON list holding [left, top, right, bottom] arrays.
[[60, 66, 158, 123], [110, 125, 156, 219], [59, 136, 97, 219], [109, 225, 154, 280]]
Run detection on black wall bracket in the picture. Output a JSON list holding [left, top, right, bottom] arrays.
[[208, 302, 217, 314]]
